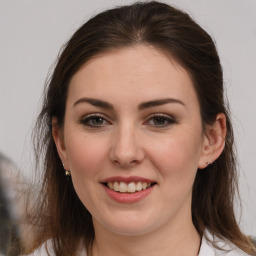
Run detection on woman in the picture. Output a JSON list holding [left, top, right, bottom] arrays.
[[22, 1, 256, 255]]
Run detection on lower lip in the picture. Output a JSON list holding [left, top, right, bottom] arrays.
[[102, 184, 155, 203]]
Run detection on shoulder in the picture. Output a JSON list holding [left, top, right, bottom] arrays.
[[23, 240, 87, 256], [21, 240, 54, 256], [199, 230, 251, 256]]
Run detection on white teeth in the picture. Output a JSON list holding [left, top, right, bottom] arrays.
[[136, 182, 142, 191], [127, 182, 136, 193], [106, 181, 154, 193], [108, 181, 114, 190], [119, 182, 127, 192], [113, 181, 119, 191]]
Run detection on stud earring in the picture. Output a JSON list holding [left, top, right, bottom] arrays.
[[63, 163, 71, 180], [206, 162, 211, 166], [65, 170, 71, 181]]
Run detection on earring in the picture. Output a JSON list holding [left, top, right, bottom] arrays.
[[63, 163, 71, 180], [206, 162, 211, 166], [65, 170, 71, 181]]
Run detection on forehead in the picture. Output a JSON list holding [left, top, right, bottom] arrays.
[[68, 45, 198, 108]]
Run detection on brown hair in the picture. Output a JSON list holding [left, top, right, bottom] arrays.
[[22, 1, 256, 255]]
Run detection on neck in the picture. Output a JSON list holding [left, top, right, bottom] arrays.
[[92, 218, 201, 256]]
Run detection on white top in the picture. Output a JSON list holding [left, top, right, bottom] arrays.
[[198, 232, 250, 256], [26, 231, 250, 256]]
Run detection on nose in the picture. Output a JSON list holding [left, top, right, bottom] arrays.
[[109, 124, 145, 168]]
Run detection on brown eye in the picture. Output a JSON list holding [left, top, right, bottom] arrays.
[[80, 114, 110, 127], [153, 117, 168, 126], [146, 114, 176, 127]]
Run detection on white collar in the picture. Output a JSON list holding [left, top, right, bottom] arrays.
[[28, 230, 249, 256], [199, 230, 249, 256]]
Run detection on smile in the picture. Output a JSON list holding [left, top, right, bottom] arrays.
[[101, 176, 157, 203], [106, 181, 154, 193]]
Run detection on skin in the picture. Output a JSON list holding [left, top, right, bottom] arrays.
[[53, 45, 226, 256]]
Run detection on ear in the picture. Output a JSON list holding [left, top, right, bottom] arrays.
[[52, 117, 70, 171], [198, 113, 226, 169]]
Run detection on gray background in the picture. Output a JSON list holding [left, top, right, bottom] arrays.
[[0, 0, 255, 234]]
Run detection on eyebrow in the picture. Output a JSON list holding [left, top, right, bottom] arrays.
[[138, 98, 185, 110], [73, 97, 185, 110], [73, 98, 114, 109]]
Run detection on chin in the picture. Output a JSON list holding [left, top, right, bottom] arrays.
[[107, 224, 154, 237], [94, 213, 161, 237]]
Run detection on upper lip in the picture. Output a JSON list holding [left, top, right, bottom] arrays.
[[101, 176, 157, 184]]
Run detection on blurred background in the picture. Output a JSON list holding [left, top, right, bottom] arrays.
[[0, 0, 256, 254]]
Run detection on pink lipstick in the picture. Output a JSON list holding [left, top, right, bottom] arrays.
[[101, 176, 157, 203]]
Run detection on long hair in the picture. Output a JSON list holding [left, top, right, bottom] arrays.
[[0, 154, 21, 256], [22, 1, 256, 255]]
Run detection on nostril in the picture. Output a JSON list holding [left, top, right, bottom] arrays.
[[112, 159, 139, 168], [109, 140, 145, 167]]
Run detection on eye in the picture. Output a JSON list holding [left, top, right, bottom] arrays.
[[145, 114, 176, 127], [80, 114, 111, 127]]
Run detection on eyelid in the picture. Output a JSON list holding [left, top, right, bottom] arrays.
[[145, 113, 175, 120], [81, 112, 112, 120], [80, 113, 112, 126], [144, 113, 176, 127]]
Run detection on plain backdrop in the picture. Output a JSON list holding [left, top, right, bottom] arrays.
[[0, 0, 255, 234]]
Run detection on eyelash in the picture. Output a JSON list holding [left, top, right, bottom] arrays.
[[80, 113, 176, 128], [80, 113, 111, 127], [144, 114, 176, 128]]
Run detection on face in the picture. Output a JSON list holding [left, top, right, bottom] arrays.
[[54, 45, 210, 237]]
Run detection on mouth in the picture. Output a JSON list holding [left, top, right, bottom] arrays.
[[103, 181, 156, 193]]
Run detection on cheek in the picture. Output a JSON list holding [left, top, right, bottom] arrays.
[[147, 128, 203, 179], [65, 132, 108, 176], [64, 132, 109, 208], [148, 136, 201, 206]]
